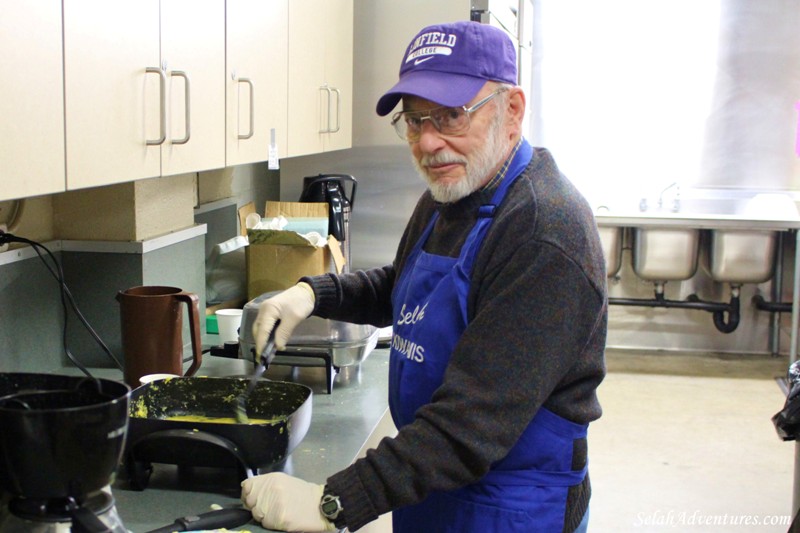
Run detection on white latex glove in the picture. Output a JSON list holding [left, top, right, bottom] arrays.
[[241, 472, 335, 532], [253, 283, 315, 352]]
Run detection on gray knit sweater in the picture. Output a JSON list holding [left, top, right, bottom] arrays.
[[302, 147, 608, 532]]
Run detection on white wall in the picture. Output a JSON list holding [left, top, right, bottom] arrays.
[[531, 0, 800, 210], [350, 0, 473, 148]]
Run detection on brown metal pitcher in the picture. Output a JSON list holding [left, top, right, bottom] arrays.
[[117, 286, 203, 387]]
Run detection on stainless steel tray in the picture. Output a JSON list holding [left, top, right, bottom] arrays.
[[239, 292, 378, 368]]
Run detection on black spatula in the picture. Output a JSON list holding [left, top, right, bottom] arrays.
[[235, 321, 279, 423]]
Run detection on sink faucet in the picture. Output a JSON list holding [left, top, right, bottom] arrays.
[[658, 182, 681, 212]]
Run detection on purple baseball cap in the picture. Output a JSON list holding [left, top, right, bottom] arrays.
[[376, 21, 517, 117]]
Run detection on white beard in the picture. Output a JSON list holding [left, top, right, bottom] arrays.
[[412, 107, 508, 204]]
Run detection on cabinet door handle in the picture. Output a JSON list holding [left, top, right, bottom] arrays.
[[319, 85, 332, 133], [238, 77, 254, 140], [330, 87, 341, 134], [146, 67, 167, 146], [170, 70, 191, 145]]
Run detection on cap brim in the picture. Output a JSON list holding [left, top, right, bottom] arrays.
[[375, 71, 487, 116]]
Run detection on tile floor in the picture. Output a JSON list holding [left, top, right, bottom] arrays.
[[589, 349, 795, 532]]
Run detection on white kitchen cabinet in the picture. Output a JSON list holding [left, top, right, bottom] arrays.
[[226, 0, 289, 167], [64, 0, 225, 190], [0, 0, 66, 201], [287, 0, 353, 157], [160, 0, 226, 177], [64, 0, 161, 190]]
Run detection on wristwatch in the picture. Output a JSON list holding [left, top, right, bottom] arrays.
[[320, 486, 346, 528]]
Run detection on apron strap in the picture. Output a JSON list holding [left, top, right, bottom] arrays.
[[454, 140, 534, 323], [478, 204, 496, 218]]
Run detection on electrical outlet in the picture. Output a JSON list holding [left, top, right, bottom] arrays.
[[0, 223, 8, 253]]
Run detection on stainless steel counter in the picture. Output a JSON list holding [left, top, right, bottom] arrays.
[[102, 347, 390, 532], [595, 212, 800, 231]]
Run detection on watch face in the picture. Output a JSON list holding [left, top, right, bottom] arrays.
[[321, 494, 342, 518]]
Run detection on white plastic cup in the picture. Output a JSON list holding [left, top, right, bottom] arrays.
[[245, 212, 262, 230], [216, 308, 244, 344], [139, 373, 180, 386]]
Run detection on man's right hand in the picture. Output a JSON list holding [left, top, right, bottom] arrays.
[[253, 282, 315, 353]]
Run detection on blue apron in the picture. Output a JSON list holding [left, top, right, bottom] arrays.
[[389, 141, 588, 533]]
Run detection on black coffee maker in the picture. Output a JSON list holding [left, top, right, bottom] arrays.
[[299, 174, 357, 271], [0, 374, 130, 533]]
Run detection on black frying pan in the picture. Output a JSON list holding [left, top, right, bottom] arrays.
[[124, 376, 312, 490]]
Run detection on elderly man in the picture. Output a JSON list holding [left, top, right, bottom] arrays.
[[242, 20, 607, 533]]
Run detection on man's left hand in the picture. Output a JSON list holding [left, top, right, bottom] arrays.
[[241, 472, 336, 532]]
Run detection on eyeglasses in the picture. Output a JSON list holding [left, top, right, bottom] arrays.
[[391, 88, 507, 143]]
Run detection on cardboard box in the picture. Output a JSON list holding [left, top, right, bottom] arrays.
[[237, 201, 257, 236], [245, 202, 345, 299], [265, 201, 328, 219]]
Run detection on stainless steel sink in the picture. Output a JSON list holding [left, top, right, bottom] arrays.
[[632, 227, 699, 281], [707, 229, 777, 283], [596, 192, 798, 284], [598, 225, 622, 277], [704, 194, 794, 283]]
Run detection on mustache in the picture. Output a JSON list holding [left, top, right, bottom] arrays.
[[419, 152, 468, 168]]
